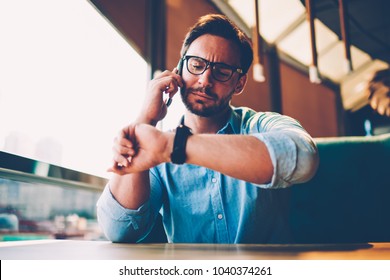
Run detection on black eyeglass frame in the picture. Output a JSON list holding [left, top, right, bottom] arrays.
[[182, 55, 243, 82]]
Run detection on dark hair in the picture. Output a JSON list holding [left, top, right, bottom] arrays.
[[180, 14, 253, 74]]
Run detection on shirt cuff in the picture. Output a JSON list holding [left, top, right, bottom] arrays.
[[252, 132, 297, 188], [97, 184, 150, 230]]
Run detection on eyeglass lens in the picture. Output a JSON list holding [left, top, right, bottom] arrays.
[[186, 56, 235, 82]]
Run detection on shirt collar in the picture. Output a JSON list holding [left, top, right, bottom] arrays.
[[217, 106, 241, 135], [179, 106, 242, 135]]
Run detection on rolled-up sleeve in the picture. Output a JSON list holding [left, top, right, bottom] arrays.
[[96, 185, 153, 243], [248, 112, 319, 188]]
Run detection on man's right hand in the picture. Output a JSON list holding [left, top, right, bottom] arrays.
[[137, 68, 183, 126], [108, 123, 174, 175], [105, 69, 181, 208]]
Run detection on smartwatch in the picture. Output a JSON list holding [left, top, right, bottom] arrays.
[[170, 124, 192, 164]]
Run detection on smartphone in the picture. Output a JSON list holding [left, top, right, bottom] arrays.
[[165, 58, 183, 107], [177, 57, 184, 76]]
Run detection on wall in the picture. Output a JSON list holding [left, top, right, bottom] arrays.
[[89, 0, 148, 58], [280, 62, 341, 137], [89, 0, 342, 137]]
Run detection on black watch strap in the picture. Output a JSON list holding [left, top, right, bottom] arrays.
[[170, 124, 192, 164]]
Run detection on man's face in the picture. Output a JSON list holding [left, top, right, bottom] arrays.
[[180, 34, 246, 117]]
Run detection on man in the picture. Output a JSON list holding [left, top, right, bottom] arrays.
[[97, 14, 319, 243]]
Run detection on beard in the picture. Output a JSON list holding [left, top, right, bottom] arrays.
[[180, 85, 234, 117]]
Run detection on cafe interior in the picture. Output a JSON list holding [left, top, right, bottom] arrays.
[[0, 0, 390, 259]]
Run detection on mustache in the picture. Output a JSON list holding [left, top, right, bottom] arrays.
[[187, 87, 217, 98]]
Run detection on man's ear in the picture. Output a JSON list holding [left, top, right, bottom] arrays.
[[233, 74, 247, 95]]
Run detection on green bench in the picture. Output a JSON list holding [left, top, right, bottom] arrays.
[[289, 133, 390, 243]]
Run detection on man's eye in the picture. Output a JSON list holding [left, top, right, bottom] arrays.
[[215, 68, 231, 77], [190, 62, 204, 71]]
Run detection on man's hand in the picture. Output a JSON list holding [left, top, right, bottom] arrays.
[[137, 69, 183, 126], [366, 68, 390, 117], [108, 123, 173, 175]]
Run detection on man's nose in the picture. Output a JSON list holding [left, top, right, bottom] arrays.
[[198, 66, 214, 86]]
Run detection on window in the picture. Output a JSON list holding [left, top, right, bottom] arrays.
[[0, 0, 185, 241], [0, 177, 103, 241], [0, 0, 184, 178]]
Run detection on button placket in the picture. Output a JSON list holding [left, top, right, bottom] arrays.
[[209, 171, 229, 242]]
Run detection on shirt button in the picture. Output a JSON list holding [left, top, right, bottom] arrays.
[[211, 178, 217, 183], [217, 214, 223, 220]]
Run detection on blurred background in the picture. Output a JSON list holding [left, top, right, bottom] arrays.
[[0, 0, 389, 241]]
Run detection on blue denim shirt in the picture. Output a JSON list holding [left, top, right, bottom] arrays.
[[97, 107, 318, 243]]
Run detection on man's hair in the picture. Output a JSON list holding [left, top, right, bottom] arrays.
[[180, 14, 253, 74]]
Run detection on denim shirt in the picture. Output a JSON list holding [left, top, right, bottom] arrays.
[[97, 107, 318, 243]]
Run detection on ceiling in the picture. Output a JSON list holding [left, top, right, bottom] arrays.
[[212, 0, 390, 111], [302, 0, 390, 64]]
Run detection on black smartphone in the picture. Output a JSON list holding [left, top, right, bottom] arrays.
[[177, 57, 184, 76], [166, 58, 183, 107]]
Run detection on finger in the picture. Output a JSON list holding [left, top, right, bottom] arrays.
[[163, 79, 179, 94], [116, 128, 134, 145], [386, 106, 390, 117], [111, 151, 134, 171], [115, 136, 135, 151], [172, 68, 184, 88], [107, 160, 126, 175], [370, 94, 378, 110], [108, 160, 135, 175], [113, 141, 133, 162], [161, 69, 183, 90], [112, 153, 130, 168], [118, 137, 133, 148], [112, 145, 135, 159], [377, 97, 390, 115], [112, 135, 136, 157]]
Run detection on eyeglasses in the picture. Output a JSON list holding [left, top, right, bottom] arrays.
[[183, 55, 243, 82]]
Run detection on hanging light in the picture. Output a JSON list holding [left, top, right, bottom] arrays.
[[252, 0, 265, 82], [305, 0, 321, 84], [339, 0, 353, 73]]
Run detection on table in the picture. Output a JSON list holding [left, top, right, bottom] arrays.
[[1, 240, 390, 260]]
